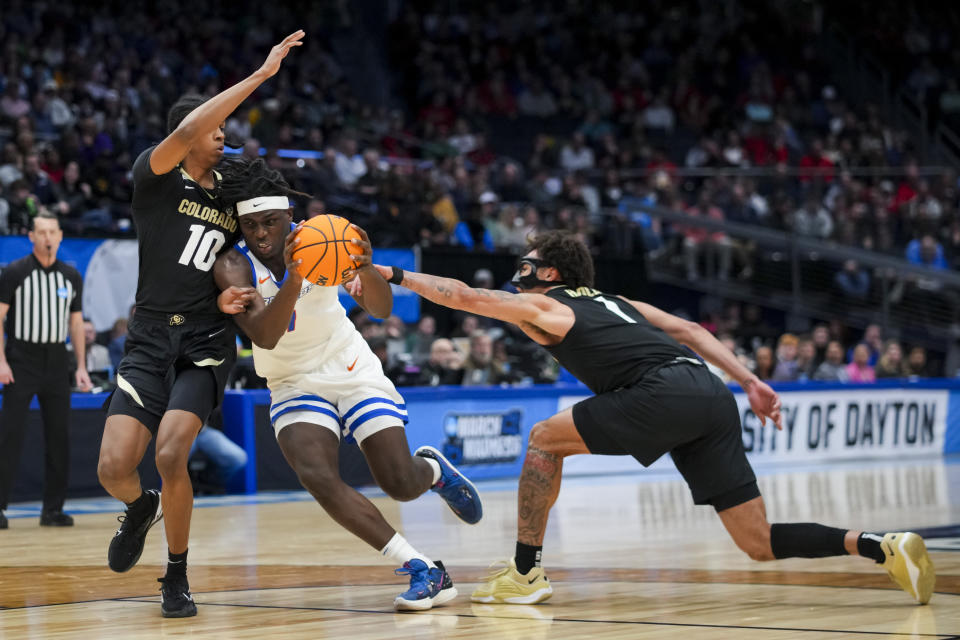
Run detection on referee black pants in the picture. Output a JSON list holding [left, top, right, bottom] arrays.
[[0, 342, 71, 512]]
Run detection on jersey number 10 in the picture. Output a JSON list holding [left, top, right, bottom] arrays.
[[178, 224, 227, 272]]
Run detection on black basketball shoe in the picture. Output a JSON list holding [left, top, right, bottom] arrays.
[[0, 510, 7, 529], [39, 510, 74, 526], [108, 489, 163, 572], [158, 574, 197, 618]]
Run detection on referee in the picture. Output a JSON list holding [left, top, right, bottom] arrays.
[[0, 212, 92, 529]]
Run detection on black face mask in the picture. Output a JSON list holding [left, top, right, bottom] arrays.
[[510, 257, 560, 290]]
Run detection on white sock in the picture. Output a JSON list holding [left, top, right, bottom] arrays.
[[380, 532, 436, 568], [423, 458, 442, 485]]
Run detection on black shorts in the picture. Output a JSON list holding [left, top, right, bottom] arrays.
[[572, 361, 759, 511], [107, 310, 236, 434]]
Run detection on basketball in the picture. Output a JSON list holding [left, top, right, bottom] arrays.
[[292, 214, 363, 286]]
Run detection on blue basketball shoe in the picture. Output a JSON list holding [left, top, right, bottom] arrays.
[[394, 559, 458, 611], [415, 446, 483, 524]]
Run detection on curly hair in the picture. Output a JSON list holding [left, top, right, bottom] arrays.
[[219, 157, 311, 207], [166, 94, 206, 134], [525, 230, 595, 289]]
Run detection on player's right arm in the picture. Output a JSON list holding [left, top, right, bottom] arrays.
[[148, 30, 305, 175], [213, 231, 303, 349], [621, 297, 783, 430]]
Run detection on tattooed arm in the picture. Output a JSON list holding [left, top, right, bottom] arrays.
[[372, 264, 573, 337]]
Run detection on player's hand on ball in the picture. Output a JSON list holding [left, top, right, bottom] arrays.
[[746, 379, 783, 430], [218, 286, 257, 315], [285, 222, 304, 283], [349, 224, 373, 270], [259, 30, 305, 78]]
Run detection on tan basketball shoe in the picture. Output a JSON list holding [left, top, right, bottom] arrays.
[[880, 532, 935, 604], [471, 558, 553, 604]]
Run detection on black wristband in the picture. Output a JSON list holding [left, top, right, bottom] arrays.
[[388, 266, 405, 285]]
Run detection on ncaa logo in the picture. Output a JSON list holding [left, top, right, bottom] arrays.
[[169, 314, 185, 326]]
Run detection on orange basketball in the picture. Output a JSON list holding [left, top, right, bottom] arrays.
[[292, 215, 363, 286]]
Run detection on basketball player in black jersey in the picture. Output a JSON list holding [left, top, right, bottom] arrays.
[[372, 230, 935, 606], [96, 31, 304, 618]]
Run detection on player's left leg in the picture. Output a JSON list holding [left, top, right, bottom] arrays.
[[152, 367, 217, 618], [717, 495, 936, 604], [472, 407, 589, 605], [359, 425, 482, 525], [277, 420, 456, 611]]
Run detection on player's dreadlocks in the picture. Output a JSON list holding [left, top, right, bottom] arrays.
[[219, 157, 311, 207], [525, 230, 595, 289]]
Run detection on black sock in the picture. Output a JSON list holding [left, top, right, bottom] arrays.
[[770, 523, 848, 559], [515, 541, 542, 575], [166, 549, 188, 577], [856, 532, 885, 564]]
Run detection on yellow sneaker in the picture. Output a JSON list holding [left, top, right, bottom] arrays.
[[470, 559, 553, 604], [880, 532, 935, 604]]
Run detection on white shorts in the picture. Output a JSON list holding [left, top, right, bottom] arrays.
[[267, 332, 408, 445]]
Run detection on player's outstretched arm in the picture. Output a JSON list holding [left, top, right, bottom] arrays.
[[149, 30, 305, 175], [213, 230, 303, 349], [342, 224, 392, 319], [370, 264, 566, 331], [621, 296, 783, 430]]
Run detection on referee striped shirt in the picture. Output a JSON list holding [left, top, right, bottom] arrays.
[[0, 254, 83, 344]]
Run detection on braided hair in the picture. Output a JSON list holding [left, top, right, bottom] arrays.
[[219, 157, 311, 208], [526, 230, 595, 289]]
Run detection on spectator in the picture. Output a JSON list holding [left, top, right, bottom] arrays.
[[82, 319, 112, 373], [771, 333, 799, 381], [795, 336, 818, 381], [905, 234, 948, 269], [305, 198, 326, 220], [792, 194, 834, 239], [813, 341, 850, 381], [461, 331, 510, 386], [518, 78, 559, 118], [108, 317, 128, 370], [845, 344, 876, 382], [559, 133, 595, 172], [811, 324, 831, 367], [753, 345, 775, 380], [188, 410, 248, 495], [418, 338, 464, 386], [405, 315, 437, 365], [682, 189, 731, 281], [905, 346, 933, 377], [875, 340, 908, 378], [833, 260, 871, 302]]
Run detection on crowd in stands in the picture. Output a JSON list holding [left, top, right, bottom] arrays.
[[827, 3, 960, 131], [1, 2, 955, 388], [0, 1, 957, 264]]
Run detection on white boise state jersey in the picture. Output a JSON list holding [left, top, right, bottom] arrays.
[[236, 237, 355, 382]]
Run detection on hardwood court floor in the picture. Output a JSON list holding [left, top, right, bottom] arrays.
[[1, 457, 958, 638]]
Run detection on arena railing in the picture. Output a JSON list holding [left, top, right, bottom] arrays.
[[625, 200, 960, 349]]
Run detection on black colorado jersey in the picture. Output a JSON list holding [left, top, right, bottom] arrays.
[[130, 146, 239, 316], [543, 286, 690, 394]]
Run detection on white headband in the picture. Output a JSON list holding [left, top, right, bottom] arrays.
[[236, 196, 290, 215]]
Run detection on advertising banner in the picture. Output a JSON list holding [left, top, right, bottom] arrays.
[[558, 386, 950, 476]]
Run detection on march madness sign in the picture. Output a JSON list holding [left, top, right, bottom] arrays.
[[441, 409, 524, 465]]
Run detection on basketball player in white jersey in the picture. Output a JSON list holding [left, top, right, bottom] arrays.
[[211, 158, 482, 611]]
